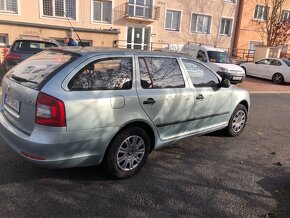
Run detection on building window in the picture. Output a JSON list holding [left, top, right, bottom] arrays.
[[248, 41, 263, 54], [165, 10, 181, 31], [0, 33, 8, 46], [93, 0, 112, 23], [224, 0, 236, 3], [253, 5, 268, 20], [128, 0, 153, 19], [191, 14, 212, 34], [0, 0, 18, 13], [281, 10, 290, 22], [42, 0, 76, 20], [220, 18, 233, 36]]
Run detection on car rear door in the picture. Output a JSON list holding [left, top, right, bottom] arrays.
[[136, 56, 196, 141]]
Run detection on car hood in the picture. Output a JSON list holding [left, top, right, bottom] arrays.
[[214, 63, 244, 71]]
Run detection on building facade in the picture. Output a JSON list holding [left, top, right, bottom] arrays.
[[233, 0, 290, 53], [0, 0, 240, 52]]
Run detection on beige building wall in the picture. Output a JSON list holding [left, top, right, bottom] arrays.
[[234, 0, 290, 52], [0, 0, 239, 52]]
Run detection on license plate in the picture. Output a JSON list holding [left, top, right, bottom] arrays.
[[233, 76, 242, 80], [4, 94, 20, 114]]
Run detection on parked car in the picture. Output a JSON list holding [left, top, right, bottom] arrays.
[[240, 58, 290, 84], [181, 44, 246, 84], [0, 48, 250, 179], [1, 38, 59, 72]]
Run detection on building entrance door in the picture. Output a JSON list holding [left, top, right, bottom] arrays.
[[127, 27, 150, 50]]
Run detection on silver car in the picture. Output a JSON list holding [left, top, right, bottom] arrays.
[[0, 48, 250, 179]]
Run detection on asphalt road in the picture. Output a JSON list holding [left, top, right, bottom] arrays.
[[0, 93, 290, 218]]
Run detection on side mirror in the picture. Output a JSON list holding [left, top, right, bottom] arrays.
[[220, 78, 230, 88], [216, 71, 231, 80]]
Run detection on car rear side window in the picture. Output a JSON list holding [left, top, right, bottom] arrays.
[[139, 57, 185, 89], [8, 50, 79, 89], [68, 57, 133, 91]]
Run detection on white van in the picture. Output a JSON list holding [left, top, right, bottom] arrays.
[[181, 44, 245, 84]]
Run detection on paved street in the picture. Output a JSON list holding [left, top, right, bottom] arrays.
[[0, 79, 290, 217]]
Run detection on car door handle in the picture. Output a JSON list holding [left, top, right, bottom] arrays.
[[196, 94, 204, 100], [143, 98, 156, 105]]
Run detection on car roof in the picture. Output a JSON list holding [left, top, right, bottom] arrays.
[[52, 46, 193, 58]]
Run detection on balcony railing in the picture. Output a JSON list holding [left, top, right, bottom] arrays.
[[114, 3, 160, 21]]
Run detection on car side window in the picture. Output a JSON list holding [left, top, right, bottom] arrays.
[[196, 50, 207, 63], [270, 59, 282, 66], [138, 57, 185, 89], [182, 59, 219, 87], [68, 57, 133, 91], [257, 59, 270, 65]]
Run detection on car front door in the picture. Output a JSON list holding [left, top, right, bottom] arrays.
[[181, 59, 232, 131], [136, 56, 196, 141]]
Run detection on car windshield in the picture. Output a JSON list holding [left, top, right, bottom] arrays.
[[282, 59, 290, 67], [207, 51, 231, 64], [8, 50, 80, 89]]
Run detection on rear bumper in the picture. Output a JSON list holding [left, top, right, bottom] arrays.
[[0, 110, 115, 168]]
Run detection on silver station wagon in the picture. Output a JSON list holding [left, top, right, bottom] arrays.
[[0, 48, 250, 179]]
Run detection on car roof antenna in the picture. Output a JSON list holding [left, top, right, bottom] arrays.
[[63, 11, 84, 47]]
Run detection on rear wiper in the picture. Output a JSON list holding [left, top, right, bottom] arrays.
[[11, 75, 38, 84]]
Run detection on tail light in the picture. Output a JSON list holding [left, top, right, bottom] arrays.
[[35, 92, 66, 127], [4, 53, 21, 61]]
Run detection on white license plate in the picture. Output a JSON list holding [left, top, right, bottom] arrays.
[[233, 76, 242, 80], [4, 94, 20, 114]]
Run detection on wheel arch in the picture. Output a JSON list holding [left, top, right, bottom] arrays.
[[239, 100, 249, 112], [105, 121, 156, 156], [241, 66, 247, 74]]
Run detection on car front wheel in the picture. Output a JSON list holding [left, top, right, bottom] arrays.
[[226, 104, 248, 137], [104, 127, 150, 179]]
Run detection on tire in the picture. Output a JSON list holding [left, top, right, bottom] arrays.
[[272, 73, 284, 84], [225, 104, 248, 137], [241, 66, 247, 75], [104, 127, 150, 179]]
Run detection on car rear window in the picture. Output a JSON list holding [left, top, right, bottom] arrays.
[[8, 50, 80, 89], [12, 40, 57, 54], [282, 59, 290, 67]]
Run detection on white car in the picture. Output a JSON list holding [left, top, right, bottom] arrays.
[[240, 58, 290, 84]]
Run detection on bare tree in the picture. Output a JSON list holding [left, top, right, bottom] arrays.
[[254, 0, 290, 46]]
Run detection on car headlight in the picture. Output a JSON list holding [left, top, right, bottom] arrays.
[[218, 67, 229, 73]]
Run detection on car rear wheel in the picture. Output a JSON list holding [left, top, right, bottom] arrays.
[[272, 73, 284, 84], [104, 127, 150, 179], [225, 104, 247, 137]]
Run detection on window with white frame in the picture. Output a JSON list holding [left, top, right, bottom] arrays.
[[93, 0, 112, 23], [248, 41, 263, 54], [253, 5, 268, 20], [191, 14, 211, 34], [165, 10, 181, 31], [0, 33, 8, 46], [220, 18, 233, 36], [128, 0, 153, 19], [224, 0, 236, 3], [42, 0, 76, 20], [281, 10, 290, 22], [0, 0, 18, 13]]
